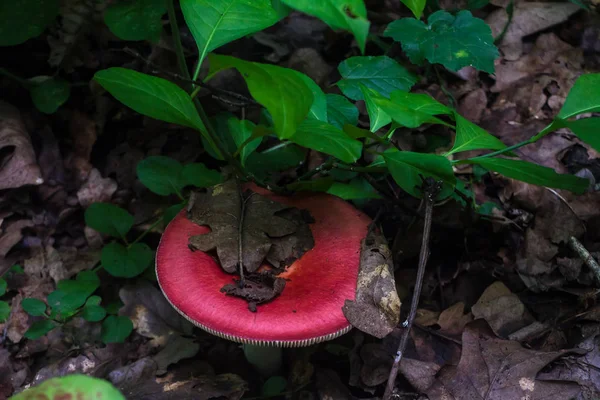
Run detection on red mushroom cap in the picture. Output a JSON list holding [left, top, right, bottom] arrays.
[[156, 187, 371, 347]]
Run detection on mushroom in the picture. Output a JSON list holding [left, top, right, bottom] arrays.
[[156, 186, 371, 375]]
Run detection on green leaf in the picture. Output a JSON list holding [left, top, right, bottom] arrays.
[[246, 143, 307, 179], [465, 158, 589, 194], [94, 68, 206, 132], [24, 320, 57, 340], [262, 376, 287, 397], [287, 177, 334, 192], [101, 242, 153, 278], [360, 84, 391, 132], [564, 117, 600, 152], [8, 375, 126, 400], [181, 0, 279, 70], [227, 117, 262, 165], [105, 301, 124, 315], [400, 0, 426, 18], [85, 203, 134, 238], [21, 298, 46, 317], [49, 271, 101, 315], [209, 55, 313, 139], [327, 94, 358, 129], [9, 264, 24, 274], [558, 74, 600, 119], [291, 120, 362, 163], [104, 0, 166, 42], [0, 278, 6, 296], [389, 91, 452, 116], [29, 77, 70, 114], [447, 113, 506, 155], [337, 56, 417, 101], [82, 305, 107, 322], [164, 203, 185, 225], [0, 0, 59, 46], [327, 179, 381, 200], [101, 315, 133, 344], [85, 295, 102, 306], [0, 301, 9, 323], [137, 156, 184, 196], [182, 162, 223, 188], [343, 124, 383, 142], [281, 0, 370, 53], [384, 149, 456, 198], [298, 73, 328, 122], [384, 10, 498, 73]]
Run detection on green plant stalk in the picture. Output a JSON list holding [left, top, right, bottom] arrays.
[[129, 217, 164, 247], [459, 137, 534, 163], [333, 163, 387, 173], [0, 68, 32, 87]]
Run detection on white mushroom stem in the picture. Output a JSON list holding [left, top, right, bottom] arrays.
[[243, 344, 282, 376]]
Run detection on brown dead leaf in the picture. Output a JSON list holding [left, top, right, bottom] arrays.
[[316, 368, 354, 400], [426, 321, 583, 400], [66, 110, 97, 184], [0, 219, 33, 258], [436, 302, 473, 337], [77, 168, 118, 208], [188, 179, 314, 273], [486, 2, 580, 61], [0, 101, 43, 190], [471, 281, 535, 337], [343, 229, 401, 339], [221, 271, 286, 312]]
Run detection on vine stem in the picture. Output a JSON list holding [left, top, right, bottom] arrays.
[[383, 178, 441, 400]]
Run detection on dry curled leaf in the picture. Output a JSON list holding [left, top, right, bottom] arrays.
[[188, 179, 314, 274], [343, 229, 401, 339], [0, 101, 43, 190]]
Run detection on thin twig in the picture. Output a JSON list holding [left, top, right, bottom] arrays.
[[569, 236, 600, 285], [383, 178, 442, 400]]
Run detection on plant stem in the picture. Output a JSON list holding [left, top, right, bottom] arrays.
[[130, 217, 164, 247], [383, 178, 441, 400], [0, 68, 31, 87], [460, 138, 533, 163], [297, 159, 336, 181], [332, 163, 386, 173]]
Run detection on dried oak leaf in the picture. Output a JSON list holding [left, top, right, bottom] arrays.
[[426, 320, 584, 400], [343, 229, 401, 338], [188, 180, 314, 274], [221, 272, 286, 312]]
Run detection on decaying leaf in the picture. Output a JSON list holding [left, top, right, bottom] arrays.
[[343, 229, 401, 338], [0, 101, 43, 190], [221, 271, 286, 312], [188, 179, 314, 273], [426, 321, 584, 400]]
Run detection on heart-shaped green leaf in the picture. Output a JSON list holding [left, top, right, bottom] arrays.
[[85, 203, 134, 238], [21, 298, 46, 317], [101, 242, 153, 278], [101, 315, 133, 344]]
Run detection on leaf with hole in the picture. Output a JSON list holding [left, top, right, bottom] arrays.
[[181, 0, 280, 70], [29, 77, 70, 114], [209, 55, 313, 139], [447, 113, 506, 155], [85, 203, 134, 238], [327, 94, 358, 129], [101, 315, 133, 343], [384, 10, 498, 73], [24, 320, 57, 340], [558, 74, 600, 119], [465, 158, 589, 194], [94, 68, 206, 132], [102, 242, 153, 278], [281, 0, 370, 53], [291, 120, 362, 163], [104, 0, 166, 42], [0, 0, 59, 46], [21, 298, 46, 316], [337, 56, 417, 101], [384, 149, 456, 198]]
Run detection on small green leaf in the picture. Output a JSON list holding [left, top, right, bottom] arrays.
[[102, 242, 153, 278], [558, 74, 600, 119], [227, 117, 262, 166], [281, 0, 369, 53], [85, 295, 102, 307], [327, 94, 358, 129], [447, 113, 506, 155], [94, 68, 206, 132], [101, 315, 133, 344], [181, 162, 223, 188], [262, 376, 287, 397], [337, 56, 417, 101], [564, 117, 600, 152], [105, 301, 124, 315], [104, 0, 166, 42], [24, 320, 57, 340], [287, 177, 334, 192], [164, 203, 185, 225], [0, 0, 59, 46], [209, 55, 313, 139], [85, 203, 134, 238], [291, 120, 362, 163], [8, 375, 126, 400], [327, 180, 381, 200], [21, 298, 46, 316], [49, 271, 101, 315], [477, 201, 500, 216], [29, 77, 70, 114], [0, 301, 10, 323], [384, 149, 456, 198], [384, 10, 498, 73], [181, 0, 280, 70], [9, 264, 24, 274], [389, 91, 452, 116], [82, 305, 107, 322], [137, 156, 184, 196], [399, 0, 426, 18], [360, 84, 391, 132], [0, 278, 6, 296], [465, 158, 589, 194], [298, 72, 328, 122]]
